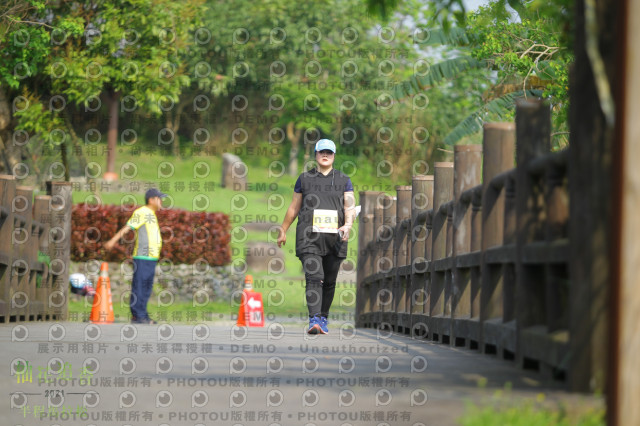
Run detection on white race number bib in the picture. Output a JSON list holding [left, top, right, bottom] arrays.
[[312, 209, 339, 233]]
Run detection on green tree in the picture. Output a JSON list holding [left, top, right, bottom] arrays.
[[261, 0, 429, 176], [50, 0, 204, 177], [0, 0, 204, 179], [198, 0, 430, 178], [376, 0, 573, 148], [0, 0, 78, 175]]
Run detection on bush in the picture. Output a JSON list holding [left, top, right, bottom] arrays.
[[459, 397, 605, 426], [71, 203, 231, 266]]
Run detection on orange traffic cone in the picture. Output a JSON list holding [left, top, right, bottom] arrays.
[[236, 275, 264, 327], [90, 262, 114, 324]]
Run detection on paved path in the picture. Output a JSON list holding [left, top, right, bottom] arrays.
[[1, 322, 600, 426]]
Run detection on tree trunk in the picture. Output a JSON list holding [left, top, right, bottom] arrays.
[[286, 122, 301, 176], [63, 109, 87, 175], [104, 89, 120, 181], [60, 138, 70, 181], [304, 142, 312, 164], [170, 100, 188, 157], [0, 86, 21, 175], [165, 109, 176, 155]]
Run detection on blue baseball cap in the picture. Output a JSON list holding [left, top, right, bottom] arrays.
[[145, 188, 168, 203], [315, 139, 336, 153]]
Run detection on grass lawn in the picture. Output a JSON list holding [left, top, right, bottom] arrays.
[[68, 270, 356, 325], [459, 392, 604, 426], [66, 144, 376, 322]]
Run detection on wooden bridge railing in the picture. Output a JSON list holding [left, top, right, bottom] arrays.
[[355, 99, 592, 388], [0, 177, 72, 322]]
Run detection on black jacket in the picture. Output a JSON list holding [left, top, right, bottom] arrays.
[[295, 168, 352, 258]]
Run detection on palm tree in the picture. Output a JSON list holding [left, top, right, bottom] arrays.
[[368, 1, 571, 147]]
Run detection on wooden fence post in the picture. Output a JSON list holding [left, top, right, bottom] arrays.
[[429, 162, 453, 341], [47, 181, 72, 320], [371, 195, 385, 326], [34, 195, 52, 321], [469, 188, 483, 346], [356, 191, 382, 327], [544, 161, 569, 335], [480, 122, 515, 356], [451, 145, 482, 346], [410, 175, 433, 335], [380, 195, 396, 328], [0, 175, 16, 322], [394, 185, 412, 331], [514, 100, 551, 370], [14, 186, 34, 321]]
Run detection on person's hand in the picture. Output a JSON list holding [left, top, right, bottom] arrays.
[[338, 225, 351, 241], [104, 239, 116, 251], [277, 227, 286, 248]]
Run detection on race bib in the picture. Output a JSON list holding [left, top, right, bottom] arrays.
[[312, 209, 339, 233]]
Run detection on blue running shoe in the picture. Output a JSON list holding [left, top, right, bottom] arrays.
[[307, 315, 322, 334], [318, 316, 328, 334]]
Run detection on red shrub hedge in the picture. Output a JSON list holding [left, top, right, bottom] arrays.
[[72, 203, 231, 266]]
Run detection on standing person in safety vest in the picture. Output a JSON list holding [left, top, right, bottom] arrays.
[[104, 188, 168, 324], [277, 139, 356, 334]]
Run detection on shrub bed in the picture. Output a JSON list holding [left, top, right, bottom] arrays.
[[71, 203, 231, 266]]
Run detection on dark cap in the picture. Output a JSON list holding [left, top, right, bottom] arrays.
[[145, 188, 168, 203]]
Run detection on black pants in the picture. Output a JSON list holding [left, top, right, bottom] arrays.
[[300, 252, 344, 317]]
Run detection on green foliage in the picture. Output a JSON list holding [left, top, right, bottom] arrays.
[[419, 27, 470, 47], [2, 0, 574, 183], [389, 0, 572, 146], [444, 89, 543, 145], [13, 92, 65, 147], [200, 0, 439, 180], [0, 25, 50, 89], [393, 56, 483, 101], [467, 1, 572, 131], [365, 0, 402, 22], [459, 400, 605, 426], [0, 1, 84, 90], [48, 0, 205, 113], [1, 0, 205, 136], [366, 0, 469, 28]]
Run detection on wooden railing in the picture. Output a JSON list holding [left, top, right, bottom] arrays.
[[355, 99, 590, 387], [0, 176, 72, 322]]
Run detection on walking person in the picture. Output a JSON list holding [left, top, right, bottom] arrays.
[[278, 139, 356, 334], [104, 188, 168, 324]]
